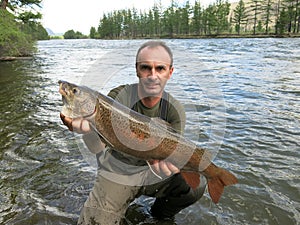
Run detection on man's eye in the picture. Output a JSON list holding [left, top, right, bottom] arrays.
[[140, 65, 151, 70], [157, 66, 166, 71]]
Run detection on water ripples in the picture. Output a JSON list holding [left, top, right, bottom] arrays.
[[1, 38, 300, 224]]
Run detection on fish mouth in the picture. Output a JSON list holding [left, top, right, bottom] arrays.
[[59, 80, 70, 97], [58, 80, 97, 119]]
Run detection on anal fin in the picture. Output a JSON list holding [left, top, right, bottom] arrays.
[[181, 171, 201, 190]]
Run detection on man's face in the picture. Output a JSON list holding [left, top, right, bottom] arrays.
[[136, 46, 173, 97]]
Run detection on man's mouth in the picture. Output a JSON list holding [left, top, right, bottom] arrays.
[[145, 82, 159, 88]]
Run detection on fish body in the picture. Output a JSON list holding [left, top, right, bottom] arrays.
[[59, 80, 238, 203]]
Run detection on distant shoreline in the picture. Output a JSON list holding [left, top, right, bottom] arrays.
[[171, 33, 300, 39], [95, 33, 300, 40], [1, 34, 299, 61]]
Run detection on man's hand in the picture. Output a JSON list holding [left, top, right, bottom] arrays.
[[60, 113, 91, 134], [150, 159, 180, 176]]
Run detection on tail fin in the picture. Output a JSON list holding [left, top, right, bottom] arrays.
[[207, 168, 238, 204]]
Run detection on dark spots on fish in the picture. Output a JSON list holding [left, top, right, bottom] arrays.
[[89, 217, 97, 225], [129, 121, 151, 140]]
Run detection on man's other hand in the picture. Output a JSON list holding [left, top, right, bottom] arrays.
[[150, 160, 180, 176], [60, 113, 91, 134]]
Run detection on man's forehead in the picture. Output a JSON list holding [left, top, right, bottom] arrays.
[[137, 46, 171, 64], [137, 60, 170, 66]]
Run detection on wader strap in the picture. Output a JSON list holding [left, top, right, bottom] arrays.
[[130, 83, 139, 111], [130, 83, 169, 121], [159, 91, 168, 121]]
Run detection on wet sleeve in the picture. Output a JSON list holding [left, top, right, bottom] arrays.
[[107, 85, 126, 100], [107, 84, 132, 107]]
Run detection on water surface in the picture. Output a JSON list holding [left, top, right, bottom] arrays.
[[0, 38, 299, 225]]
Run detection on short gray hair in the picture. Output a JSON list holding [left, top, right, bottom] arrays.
[[136, 41, 173, 66]]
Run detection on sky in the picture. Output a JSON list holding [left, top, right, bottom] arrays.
[[41, 0, 236, 35]]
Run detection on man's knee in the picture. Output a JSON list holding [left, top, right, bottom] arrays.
[[151, 174, 206, 219], [78, 206, 124, 225], [78, 174, 140, 224], [151, 186, 205, 218]]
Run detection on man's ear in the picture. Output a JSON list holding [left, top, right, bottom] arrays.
[[168, 66, 174, 79], [136, 63, 140, 78]]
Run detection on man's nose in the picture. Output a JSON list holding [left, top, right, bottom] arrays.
[[149, 67, 158, 77]]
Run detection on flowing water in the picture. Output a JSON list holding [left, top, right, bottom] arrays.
[[0, 38, 299, 225]]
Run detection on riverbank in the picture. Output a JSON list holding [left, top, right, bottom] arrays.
[[0, 56, 33, 61], [174, 33, 300, 39], [69, 33, 300, 41]]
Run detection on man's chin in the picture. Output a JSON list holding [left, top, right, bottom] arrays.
[[144, 88, 161, 96]]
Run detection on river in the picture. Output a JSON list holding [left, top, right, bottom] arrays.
[[0, 38, 299, 225]]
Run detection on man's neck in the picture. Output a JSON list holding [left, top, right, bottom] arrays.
[[140, 96, 161, 108], [137, 84, 162, 108]]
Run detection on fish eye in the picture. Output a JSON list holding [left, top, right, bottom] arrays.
[[72, 88, 79, 94]]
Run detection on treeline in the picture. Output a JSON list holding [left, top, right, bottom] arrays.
[[63, 30, 88, 39], [91, 0, 300, 39], [0, 0, 48, 58]]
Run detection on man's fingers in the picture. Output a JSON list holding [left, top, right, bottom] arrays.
[[151, 160, 160, 174], [81, 119, 91, 133], [72, 118, 91, 133], [72, 119, 81, 132], [149, 160, 180, 177], [159, 161, 172, 176], [166, 161, 180, 174], [60, 113, 73, 131], [60, 113, 91, 133]]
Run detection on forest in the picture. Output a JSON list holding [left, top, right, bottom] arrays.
[[92, 0, 300, 39], [1, 0, 299, 57], [0, 0, 48, 59]]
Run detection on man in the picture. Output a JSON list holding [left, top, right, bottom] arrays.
[[61, 41, 206, 225]]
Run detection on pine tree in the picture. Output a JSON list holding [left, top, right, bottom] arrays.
[[191, 0, 202, 35], [233, 0, 248, 34], [248, 0, 263, 34], [260, 0, 274, 34]]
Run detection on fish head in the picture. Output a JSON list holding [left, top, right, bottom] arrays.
[[58, 80, 98, 119]]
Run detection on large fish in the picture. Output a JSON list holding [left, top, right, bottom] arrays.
[[59, 80, 238, 203]]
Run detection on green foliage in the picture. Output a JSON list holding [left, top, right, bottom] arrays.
[[63, 30, 87, 39], [20, 21, 49, 40], [91, 0, 299, 39], [89, 27, 96, 39], [260, 0, 273, 34], [50, 35, 64, 39], [276, 8, 289, 34], [0, 0, 49, 58], [248, 0, 263, 34], [95, 0, 223, 38], [0, 9, 36, 57], [233, 0, 248, 34]]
